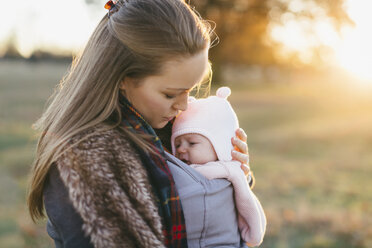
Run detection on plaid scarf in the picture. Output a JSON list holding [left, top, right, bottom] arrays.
[[118, 93, 188, 247]]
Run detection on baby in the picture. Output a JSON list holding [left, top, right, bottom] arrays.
[[171, 87, 266, 247]]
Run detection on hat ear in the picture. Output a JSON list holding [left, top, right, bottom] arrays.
[[188, 96, 197, 103], [216, 87, 231, 99]]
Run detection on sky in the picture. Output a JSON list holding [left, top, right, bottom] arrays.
[[0, 0, 371, 83], [0, 0, 105, 57]]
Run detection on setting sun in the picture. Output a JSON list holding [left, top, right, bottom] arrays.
[[269, 0, 372, 84], [335, 0, 372, 83]]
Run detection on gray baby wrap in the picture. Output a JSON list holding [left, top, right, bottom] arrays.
[[165, 152, 248, 248]]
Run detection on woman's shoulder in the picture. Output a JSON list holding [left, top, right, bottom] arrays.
[[57, 124, 140, 166], [68, 124, 135, 152]]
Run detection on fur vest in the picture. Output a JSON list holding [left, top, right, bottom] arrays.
[[55, 124, 166, 247]]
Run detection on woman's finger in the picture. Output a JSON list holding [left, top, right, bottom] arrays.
[[231, 150, 249, 165], [240, 163, 251, 176], [231, 150, 250, 176], [232, 137, 248, 154], [236, 128, 247, 142], [232, 128, 250, 176]]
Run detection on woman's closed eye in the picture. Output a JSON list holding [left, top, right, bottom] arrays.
[[164, 93, 176, 99]]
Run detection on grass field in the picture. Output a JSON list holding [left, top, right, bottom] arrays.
[[0, 60, 371, 247]]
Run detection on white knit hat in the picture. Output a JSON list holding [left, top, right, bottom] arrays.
[[171, 86, 239, 162]]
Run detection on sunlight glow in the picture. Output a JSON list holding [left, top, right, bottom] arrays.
[[0, 0, 104, 57], [269, 0, 372, 84], [335, 0, 372, 82], [0, 0, 371, 85]]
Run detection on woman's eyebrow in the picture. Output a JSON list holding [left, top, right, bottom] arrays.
[[166, 86, 196, 92], [165, 87, 190, 91]]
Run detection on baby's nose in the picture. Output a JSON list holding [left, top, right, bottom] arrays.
[[176, 144, 187, 153]]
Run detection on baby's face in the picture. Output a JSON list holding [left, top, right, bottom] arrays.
[[174, 133, 217, 165]]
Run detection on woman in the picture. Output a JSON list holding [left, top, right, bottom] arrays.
[[27, 0, 252, 247]]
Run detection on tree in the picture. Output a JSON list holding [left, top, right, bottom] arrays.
[[189, 0, 352, 81], [1, 32, 22, 59]]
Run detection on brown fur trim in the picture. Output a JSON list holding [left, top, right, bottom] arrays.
[[56, 125, 165, 247]]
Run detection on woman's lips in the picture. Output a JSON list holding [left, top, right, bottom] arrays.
[[163, 116, 175, 121]]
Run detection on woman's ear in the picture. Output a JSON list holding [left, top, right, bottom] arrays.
[[119, 81, 125, 90], [120, 77, 139, 90], [119, 77, 130, 90]]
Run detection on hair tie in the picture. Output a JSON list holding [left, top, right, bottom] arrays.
[[105, 0, 119, 18]]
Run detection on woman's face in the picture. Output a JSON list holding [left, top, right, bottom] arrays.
[[120, 49, 209, 129]]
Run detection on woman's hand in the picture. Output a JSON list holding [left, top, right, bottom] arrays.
[[231, 128, 250, 176]]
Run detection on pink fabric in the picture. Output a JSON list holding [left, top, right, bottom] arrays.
[[171, 87, 239, 162], [190, 161, 266, 247]]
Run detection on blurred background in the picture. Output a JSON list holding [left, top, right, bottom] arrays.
[[0, 0, 371, 247]]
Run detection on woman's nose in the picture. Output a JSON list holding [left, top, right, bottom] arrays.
[[173, 94, 188, 111]]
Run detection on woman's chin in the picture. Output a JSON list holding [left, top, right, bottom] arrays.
[[152, 121, 168, 129]]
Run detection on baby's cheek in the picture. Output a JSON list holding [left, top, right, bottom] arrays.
[[191, 152, 212, 164]]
